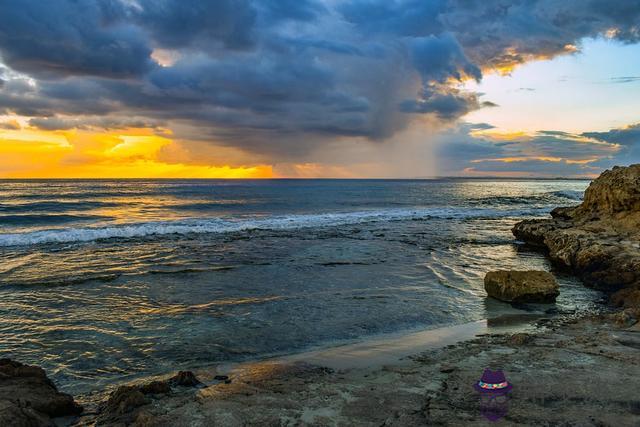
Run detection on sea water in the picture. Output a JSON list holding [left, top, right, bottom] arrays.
[[0, 179, 600, 393]]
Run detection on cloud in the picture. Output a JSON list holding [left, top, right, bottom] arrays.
[[582, 124, 640, 165], [400, 86, 485, 120], [132, 0, 257, 50], [435, 123, 625, 177], [0, 119, 20, 130], [338, 0, 446, 37], [0, 0, 154, 78], [608, 77, 640, 83], [584, 123, 640, 145], [0, 0, 639, 160], [28, 116, 163, 132]]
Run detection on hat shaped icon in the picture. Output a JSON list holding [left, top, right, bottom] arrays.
[[473, 369, 513, 393]]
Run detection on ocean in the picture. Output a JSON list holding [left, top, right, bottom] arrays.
[[0, 179, 602, 394]]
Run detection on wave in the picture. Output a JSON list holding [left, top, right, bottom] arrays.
[[0, 201, 118, 213], [0, 207, 548, 247], [473, 190, 584, 206], [0, 214, 111, 226], [471, 195, 542, 206], [547, 190, 584, 201]]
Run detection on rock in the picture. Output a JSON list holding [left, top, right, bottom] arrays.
[[550, 206, 576, 220], [439, 365, 455, 373], [97, 371, 202, 424], [508, 333, 533, 345], [574, 164, 640, 219], [169, 371, 202, 387], [138, 380, 171, 395], [513, 164, 640, 307], [0, 359, 82, 426], [97, 381, 164, 424], [608, 310, 638, 328], [0, 399, 51, 427], [611, 287, 640, 310], [484, 270, 559, 303], [104, 385, 149, 416], [134, 410, 160, 426]]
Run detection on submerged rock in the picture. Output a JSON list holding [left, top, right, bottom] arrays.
[[513, 165, 640, 306], [484, 270, 559, 303], [0, 359, 82, 426]]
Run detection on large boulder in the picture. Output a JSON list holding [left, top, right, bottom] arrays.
[[575, 164, 640, 219], [484, 271, 559, 303], [0, 359, 82, 426]]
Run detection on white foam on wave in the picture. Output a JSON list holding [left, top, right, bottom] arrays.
[[548, 190, 584, 201], [0, 207, 548, 247]]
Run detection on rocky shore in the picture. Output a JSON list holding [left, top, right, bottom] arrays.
[[2, 165, 640, 426], [513, 164, 640, 320], [0, 359, 82, 425], [3, 311, 639, 426]]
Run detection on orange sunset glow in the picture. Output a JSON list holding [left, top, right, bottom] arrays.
[[0, 128, 274, 179]]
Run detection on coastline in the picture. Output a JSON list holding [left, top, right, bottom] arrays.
[[73, 165, 640, 425], [68, 308, 640, 426], [3, 165, 640, 426]]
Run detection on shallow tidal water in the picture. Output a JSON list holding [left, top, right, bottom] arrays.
[[0, 179, 602, 394]]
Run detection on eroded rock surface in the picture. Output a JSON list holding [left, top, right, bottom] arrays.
[[484, 270, 559, 303], [513, 165, 640, 310], [95, 371, 202, 426], [0, 359, 82, 426]]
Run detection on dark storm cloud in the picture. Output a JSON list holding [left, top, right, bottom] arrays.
[[28, 116, 163, 132], [409, 33, 480, 83], [132, 0, 257, 50], [338, 0, 446, 37], [400, 87, 483, 120], [0, 0, 639, 157], [444, 0, 640, 70], [257, 0, 327, 22], [0, 0, 154, 78]]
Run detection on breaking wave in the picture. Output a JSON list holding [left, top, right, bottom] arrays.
[[547, 190, 584, 201], [0, 207, 548, 247]]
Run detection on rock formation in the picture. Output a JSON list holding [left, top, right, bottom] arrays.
[[0, 359, 82, 426], [484, 270, 559, 303], [96, 370, 202, 425], [512, 164, 640, 314]]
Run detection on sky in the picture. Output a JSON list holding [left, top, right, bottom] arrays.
[[0, 0, 639, 178]]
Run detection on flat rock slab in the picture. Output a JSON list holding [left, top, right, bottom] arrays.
[[484, 270, 559, 303]]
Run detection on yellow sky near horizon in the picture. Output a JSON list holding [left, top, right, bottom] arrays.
[[0, 128, 274, 179]]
